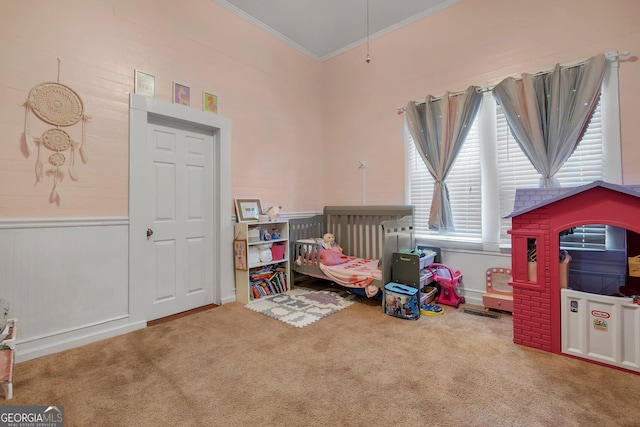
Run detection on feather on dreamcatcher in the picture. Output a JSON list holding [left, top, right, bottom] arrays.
[[22, 60, 90, 203]]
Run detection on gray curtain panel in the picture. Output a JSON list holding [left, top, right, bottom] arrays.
[[405, 86, 483, 231], [492, 54, 606, 188]]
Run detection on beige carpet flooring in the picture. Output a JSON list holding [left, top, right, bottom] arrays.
[[5, 283, 640, 426]]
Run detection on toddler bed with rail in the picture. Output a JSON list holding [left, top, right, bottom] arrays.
[[289, 206, 415, 298]]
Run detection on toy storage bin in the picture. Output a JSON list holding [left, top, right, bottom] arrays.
[[384, 282, 420, 320], [420, 286, 437, 305], [419, 251, 436, 269], [419, 271, 432, 290], [392, 252, 433, 287], [271, 243, 285, 261]]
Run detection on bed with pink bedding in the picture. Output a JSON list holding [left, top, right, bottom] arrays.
[[289, 206, 414, 297]]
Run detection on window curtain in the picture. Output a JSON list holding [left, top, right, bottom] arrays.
[[405, 86, 483, 230], [492, 54, 606, 188]]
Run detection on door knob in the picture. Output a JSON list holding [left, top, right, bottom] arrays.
[[147, 228, 154, 237]]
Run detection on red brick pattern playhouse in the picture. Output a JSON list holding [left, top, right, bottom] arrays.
[[508, 181, 640, 360]]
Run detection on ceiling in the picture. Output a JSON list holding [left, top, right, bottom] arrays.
[[214, 0, 461, 61]]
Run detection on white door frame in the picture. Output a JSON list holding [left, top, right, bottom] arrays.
[[129, 94, 233, 323]]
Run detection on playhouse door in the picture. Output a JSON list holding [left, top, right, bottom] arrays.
[[561, 288, 640, 372]]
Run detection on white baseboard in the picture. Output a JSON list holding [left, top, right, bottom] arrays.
[[461, 295, 483, 307], [220, 294, 237, 305], [15, 319, 146, 363]]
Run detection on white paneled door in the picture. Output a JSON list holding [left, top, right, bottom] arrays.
[[145, 117, 214, 320]]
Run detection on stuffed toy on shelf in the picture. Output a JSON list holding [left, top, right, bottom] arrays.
[[265, 206, 282, 221]]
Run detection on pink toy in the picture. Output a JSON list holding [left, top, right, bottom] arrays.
[[428, 263, 465, 308]]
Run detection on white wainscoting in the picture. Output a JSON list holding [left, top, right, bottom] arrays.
[[0, 217, 145, 362], [436, 248, 512, 307]]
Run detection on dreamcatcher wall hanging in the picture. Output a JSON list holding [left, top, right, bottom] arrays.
[[22, 59, 90, 204]]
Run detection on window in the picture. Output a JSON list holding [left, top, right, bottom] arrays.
[[405, 116, 482, 241], [405, 59, 620, 249], [497, 100, 605, 249]]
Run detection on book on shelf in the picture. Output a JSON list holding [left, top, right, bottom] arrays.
[[265, 279, 276, 294], [273, 270, 287, 292], [259, 281, 271, 295], [251, 283, 264, 298], [266, 273, 276, 293], [250, 272, 272, 281], [277, 274, 285, 292], [266, 277, 278, 294], [247, 262, 290, 300], [251, 284, 261, 299], [275, 267, 288, 291], [272, 273, 280, 293]]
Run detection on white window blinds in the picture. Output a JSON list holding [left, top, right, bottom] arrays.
[[406, 119, 482, 241], [497, 100, 605, 249], [405, 56, 619, 250]]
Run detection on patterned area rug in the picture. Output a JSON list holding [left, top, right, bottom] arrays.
[[245, 287, 361, 328]]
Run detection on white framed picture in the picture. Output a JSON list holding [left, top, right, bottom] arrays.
[[173, 82, 190, 106], [235, 198, 263, 222], [203, 91, 218, 113], [134, 70, 155, 97]]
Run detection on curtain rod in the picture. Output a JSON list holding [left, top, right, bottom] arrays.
[[396, 50, 630, 115]]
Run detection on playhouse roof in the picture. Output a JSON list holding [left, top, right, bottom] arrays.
[[506, 180, 640, 218]]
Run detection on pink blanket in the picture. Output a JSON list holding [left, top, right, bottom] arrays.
[[319, 256, 382, 297]]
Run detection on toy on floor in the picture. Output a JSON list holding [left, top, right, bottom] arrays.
[[483, 268, 513, 313], [428, 263, 465, 308], [420, 303, 444, 316]]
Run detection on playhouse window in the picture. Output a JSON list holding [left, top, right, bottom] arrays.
[[508, 231, 545, 290], [527, 238, 538, 282], [559, 224, 605, 251]]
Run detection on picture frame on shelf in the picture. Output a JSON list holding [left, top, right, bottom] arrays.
[[203, 91, 218, 113], [235, 198, 262, 222], [134, 70, 155, 96], [173, 82, 190, 106]]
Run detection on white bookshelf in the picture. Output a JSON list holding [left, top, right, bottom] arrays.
[[234, 220, 290, 304]]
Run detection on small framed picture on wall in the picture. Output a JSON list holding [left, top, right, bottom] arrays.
[[203, 91, 218, 113], [173, 82, 190, 106], [134, 70, 155, 97]]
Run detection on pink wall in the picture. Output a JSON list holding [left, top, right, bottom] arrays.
[[0, 0, 324, 217], [1, 0, 639, 218], [321, 0, 640, 205]]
